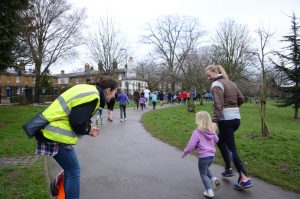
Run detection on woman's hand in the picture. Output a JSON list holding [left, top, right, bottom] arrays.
[[89, 126, 100, 137]]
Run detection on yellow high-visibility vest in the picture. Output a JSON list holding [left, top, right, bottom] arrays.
[[41, 84, 100, 144]]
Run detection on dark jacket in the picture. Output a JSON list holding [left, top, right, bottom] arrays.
[[133, 91, 140, 100]]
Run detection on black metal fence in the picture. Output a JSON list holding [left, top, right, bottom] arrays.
[[0, 86, 60, 104]]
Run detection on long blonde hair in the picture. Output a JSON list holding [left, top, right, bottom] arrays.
[[195, 111, 213, 132], [205, 65, 229, 80]]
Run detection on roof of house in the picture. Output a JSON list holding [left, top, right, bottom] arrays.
[[51, 68, 126, 78], [3, 68, 35, 75]]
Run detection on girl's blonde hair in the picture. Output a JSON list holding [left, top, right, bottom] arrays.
[[195, 111, 213, 132], [205, 65, 229, 80]]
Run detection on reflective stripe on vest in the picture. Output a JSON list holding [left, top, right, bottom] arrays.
[[45, 124, 76, 137], [57, 91, 99, 116]]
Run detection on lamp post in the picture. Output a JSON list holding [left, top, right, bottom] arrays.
[[120, 48, 129, 96]]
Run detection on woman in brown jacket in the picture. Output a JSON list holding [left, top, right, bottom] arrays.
[[205, 65, 253, 190]]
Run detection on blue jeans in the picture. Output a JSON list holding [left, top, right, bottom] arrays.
[[54, 144, 80, 199], [120, 104, 127, 119], [152, 101, 156, 109], [198, 157, 214, 190]]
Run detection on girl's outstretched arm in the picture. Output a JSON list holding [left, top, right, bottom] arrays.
[[182, 131, 198, 158]]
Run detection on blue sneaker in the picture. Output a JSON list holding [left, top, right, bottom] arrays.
[[221, 168, 235, 177], [233, 179, 253, 190]]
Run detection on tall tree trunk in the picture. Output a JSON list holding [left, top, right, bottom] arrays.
[[200, 96, 204, 105], [171, 81, 176, 94], [260, 100, 269, 137], [34, 63, 41, 103], [260, 82, 269, 137], [34, 74, 40, 103]]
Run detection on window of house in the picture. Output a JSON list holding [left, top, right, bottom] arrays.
[[16, 76, 20, 83], [6, 86, 11, 97], [76, 78, 79, 83], [16, 87, 21, 95]]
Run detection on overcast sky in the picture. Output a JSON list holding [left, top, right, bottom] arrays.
[[52, 0, 300, 73]]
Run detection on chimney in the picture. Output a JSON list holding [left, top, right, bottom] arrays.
[[84, 63, 90, 72], [61, 70, 65, 74], [18, 62, 26, 74]]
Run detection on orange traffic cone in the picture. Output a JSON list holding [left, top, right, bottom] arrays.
[[50, 170, 64, 198], [57, 172, 65, 199]]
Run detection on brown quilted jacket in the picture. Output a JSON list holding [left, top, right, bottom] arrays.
[[210, 77, 244, 123]]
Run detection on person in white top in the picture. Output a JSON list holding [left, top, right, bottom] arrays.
[[143, 87, 150, 109]]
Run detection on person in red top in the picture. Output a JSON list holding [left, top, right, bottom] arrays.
[[182, 91, 188, 104]]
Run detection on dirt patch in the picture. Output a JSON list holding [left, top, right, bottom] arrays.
[[278, 162, 289, 170], [0, 123, 7, 129], [246, 132, 259, 139]]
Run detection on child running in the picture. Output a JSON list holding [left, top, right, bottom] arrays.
[[116, 89, 130, 122], [182, 111, 220, 198], [139, 95, 146, 111]]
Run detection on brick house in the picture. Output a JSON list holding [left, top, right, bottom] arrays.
[[0, 64, 128, 103], [0, 64, 36, 103]]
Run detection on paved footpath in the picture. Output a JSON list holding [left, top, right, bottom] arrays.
[[48, 105, 300, 199]]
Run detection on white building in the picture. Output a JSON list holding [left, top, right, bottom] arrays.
[[121, 58, 148, 97]]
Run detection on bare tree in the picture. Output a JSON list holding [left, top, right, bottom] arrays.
[[87, 16, 127, 77], [19, 0, 86, 102], [142, 15, 205, 93], [212, 19, 254, 81], [177, 47, 213, 106], [178, 48, 209, 91], [134, 59, 165, 91], [252, 26, 275, 137]]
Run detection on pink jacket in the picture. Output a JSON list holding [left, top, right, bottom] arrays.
[[183, 128, 219, 158]]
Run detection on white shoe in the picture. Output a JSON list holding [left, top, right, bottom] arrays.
[[203, 189, 214, 198], [124, 118, 126, 121], [120, 119, 123, 122], [211, 177, 221, 191]]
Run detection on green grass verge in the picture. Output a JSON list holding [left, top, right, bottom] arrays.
[[142, 102, 300, 193], [0, 105, 49, 198], [0, 105, 44, 157], [0, 157, 49, 199]]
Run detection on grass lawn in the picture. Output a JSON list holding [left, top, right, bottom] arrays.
[[142, 102, 300, 193], [0, 105, 49, 199]]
